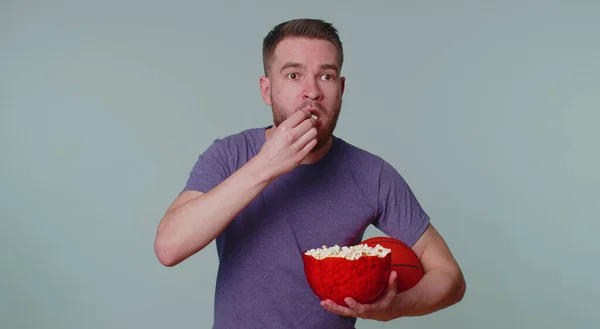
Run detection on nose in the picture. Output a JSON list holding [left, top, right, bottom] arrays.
[[303, 78, 323, 101]]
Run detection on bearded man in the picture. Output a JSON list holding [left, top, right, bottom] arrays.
[[154, 18, 466, 329]]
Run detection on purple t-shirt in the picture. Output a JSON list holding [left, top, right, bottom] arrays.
[[183, 126, 430, 329]]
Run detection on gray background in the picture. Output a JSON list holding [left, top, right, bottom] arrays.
[[1, 0, 599, 328]]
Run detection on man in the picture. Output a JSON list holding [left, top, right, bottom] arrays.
[[154, 18, 466, 328]]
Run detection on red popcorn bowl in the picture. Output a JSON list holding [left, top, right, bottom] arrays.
[[302, 244, 392, 307]]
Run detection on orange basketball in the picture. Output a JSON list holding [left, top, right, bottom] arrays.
[[361, 236, 424, 293]]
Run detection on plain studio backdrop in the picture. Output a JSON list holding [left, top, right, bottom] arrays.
[[1, 0, 598, 328]]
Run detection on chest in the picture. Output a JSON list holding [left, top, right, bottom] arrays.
[[230, 168, 378, 252]]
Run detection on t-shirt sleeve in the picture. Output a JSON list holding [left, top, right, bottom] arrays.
[[181, 139, 232, 194], [372, 160, 431, 247]]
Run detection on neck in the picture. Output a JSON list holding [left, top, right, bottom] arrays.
[[265, 126, 333, 164]]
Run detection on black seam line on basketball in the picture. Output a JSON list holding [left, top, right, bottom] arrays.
[[392, 264, 422, 269]]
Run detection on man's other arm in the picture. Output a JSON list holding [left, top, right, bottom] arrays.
[[391, 223, 466, 317]]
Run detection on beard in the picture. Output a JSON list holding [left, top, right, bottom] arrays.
[[271, 100, 341, 152]]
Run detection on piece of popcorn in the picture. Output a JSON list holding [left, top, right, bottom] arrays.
[[304, 243, 391, 260]]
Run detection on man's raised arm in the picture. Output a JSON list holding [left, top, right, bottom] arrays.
[[153, 110, 318, 267]]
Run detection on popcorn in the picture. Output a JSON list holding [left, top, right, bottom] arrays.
[[304, 243, 391, 260]]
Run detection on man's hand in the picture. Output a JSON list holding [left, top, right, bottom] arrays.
[[256, 110, 318, 181], [320, 271, 400, 322], [320, 225, 466, 321]]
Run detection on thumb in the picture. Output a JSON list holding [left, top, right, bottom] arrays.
[[388, 270, 398, 295]]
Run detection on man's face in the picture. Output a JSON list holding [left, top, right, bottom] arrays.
[[260, 37, 345, 151]]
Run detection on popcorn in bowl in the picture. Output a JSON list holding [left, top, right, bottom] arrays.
[[302, 243, 392, 306]]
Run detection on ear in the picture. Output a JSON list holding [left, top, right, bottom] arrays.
[[340, 76, 346, 95], [259, 76, 272, 106]]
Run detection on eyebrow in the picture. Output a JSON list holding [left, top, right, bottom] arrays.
[[280, 62, 303, 72], [319, 63, 340, 73], [279, 62, 340, 74]]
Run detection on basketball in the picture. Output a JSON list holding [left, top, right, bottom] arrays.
[[361, 236, 424, 293]]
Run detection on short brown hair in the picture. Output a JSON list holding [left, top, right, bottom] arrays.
[[262, 18, 344, 76]]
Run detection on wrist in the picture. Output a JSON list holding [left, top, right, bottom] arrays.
[[244, 154, 274, 186], [389, 290, 412, 319]]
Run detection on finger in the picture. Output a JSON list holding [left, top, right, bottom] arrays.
[[372, 270, 398, 304], [290, 116, 316, 140], [320, 300, 358, 318], [386, 270, 398, 297], [296, 135, 318, 160], [389, 270, 398, 289], [293, 127, 318, 150], [344, 298, 370, 316], [279, 109, 312, 130]]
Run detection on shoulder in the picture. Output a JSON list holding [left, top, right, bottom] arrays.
[[336, 137, 387, 172], [202, 127, 265, 159], [199, 127, 265, 172], [208, 127, 264, 151], [336, 137, 409, 187]]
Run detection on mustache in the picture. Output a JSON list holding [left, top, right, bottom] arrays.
[[296, 101, 326, 112]]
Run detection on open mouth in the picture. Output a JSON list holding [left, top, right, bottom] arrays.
[[311, 113, 318, 120]]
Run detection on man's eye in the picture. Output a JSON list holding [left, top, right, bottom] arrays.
[[321, 73, 334, 80], [288, 73, 299, 80]]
